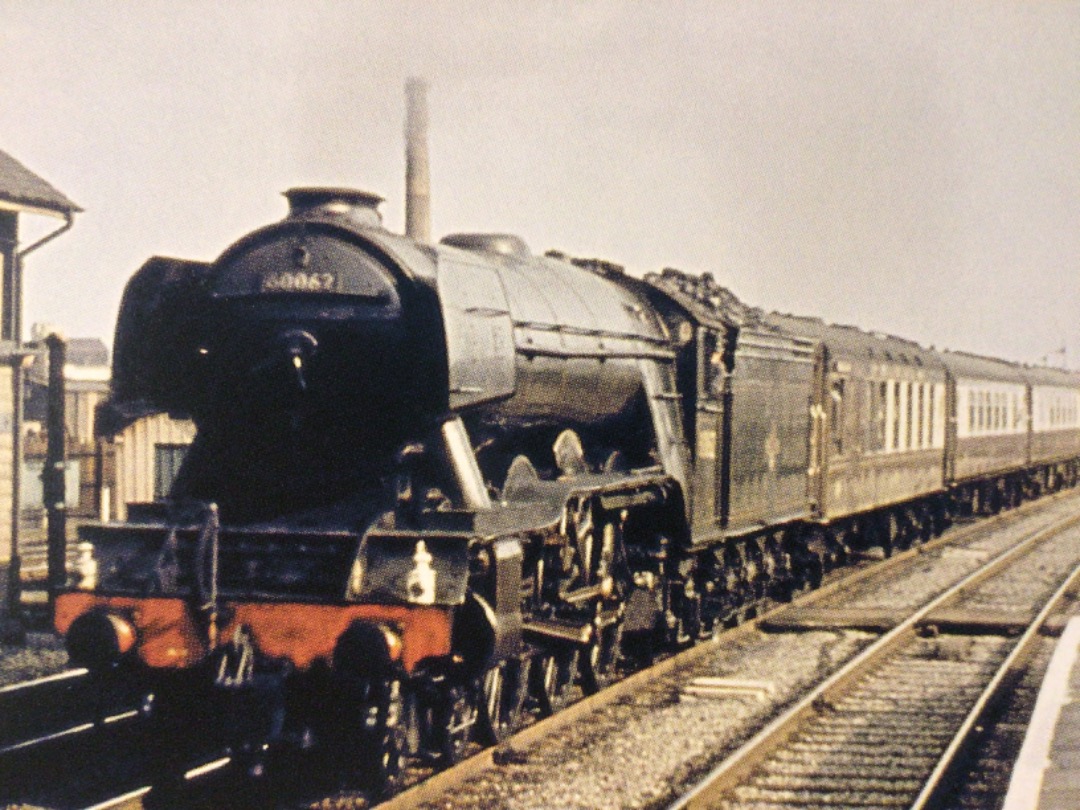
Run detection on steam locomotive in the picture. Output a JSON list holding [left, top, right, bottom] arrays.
[[53, 188, 1080, 795]]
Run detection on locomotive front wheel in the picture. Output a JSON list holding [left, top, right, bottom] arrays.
[[479, 660, 528, 745], [437, 682, 479, 767], [356, 678, 408, 798]]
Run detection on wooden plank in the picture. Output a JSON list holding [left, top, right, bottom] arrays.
[[760, 607, 908, 633]]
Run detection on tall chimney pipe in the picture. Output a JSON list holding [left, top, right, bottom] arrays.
[[405, 77, 431, 243]]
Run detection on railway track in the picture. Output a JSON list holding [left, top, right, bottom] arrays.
[[3, 490, 1078, 809], [671, 503, 1080, 810], [368, 489, 1080, 810], [0, 668, 91, 754], [0, 667, 157, 809]]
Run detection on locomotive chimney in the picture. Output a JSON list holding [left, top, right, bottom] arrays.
[[283, 187, 384, 227], [405, 77, 432, 243]]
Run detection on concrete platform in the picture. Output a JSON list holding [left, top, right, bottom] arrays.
[[1003, 615, 1080, 810]]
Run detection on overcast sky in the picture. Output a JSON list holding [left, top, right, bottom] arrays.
[[2, 1, 1078, 365]]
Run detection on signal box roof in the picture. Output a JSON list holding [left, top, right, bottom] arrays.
[[0, 148, 81, 217]]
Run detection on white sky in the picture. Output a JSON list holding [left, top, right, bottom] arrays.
[[2, 1, 1078, 364]]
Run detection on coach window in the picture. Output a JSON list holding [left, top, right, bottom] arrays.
[[916, 384, 925, 448], [891, 381, 902, 450], [867, 381, 886, 451], [830, 379, 845, 455], [927, 385, 935, 446], [904, 382, 913, 449]]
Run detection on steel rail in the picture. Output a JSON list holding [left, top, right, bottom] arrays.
[[0, 665, 142, 758], [81, 786, 152, 810], [64, 756, 233, 810], [0, 667, 86, 695], [910, 558, 1080, 808], [668, 505, 1080, 810], [0, 706, 142, 757]]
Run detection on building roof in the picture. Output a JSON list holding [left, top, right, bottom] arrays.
[[25, 335, 110, 389], [66, 337, 109, 368], [0, 148, 81, 216]]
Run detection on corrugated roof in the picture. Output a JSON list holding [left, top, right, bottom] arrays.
[[0, 148, 81, 215]]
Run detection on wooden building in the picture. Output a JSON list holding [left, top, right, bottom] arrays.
[[0, 148, 79, 577], [23, 332, 111, 524], [22, 333, 196, 527], [99, 412, 195, 522]]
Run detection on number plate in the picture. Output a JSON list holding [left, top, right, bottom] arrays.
[[260, 271, 337, 293]]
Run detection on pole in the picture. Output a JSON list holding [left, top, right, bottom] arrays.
[[405, 77, 432, 243], [0, 211, 17, 342], [6, 351, 23, 622], [44, 333, 67, 604]]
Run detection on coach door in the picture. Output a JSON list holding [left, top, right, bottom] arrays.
[[808, 345, 827, 516]]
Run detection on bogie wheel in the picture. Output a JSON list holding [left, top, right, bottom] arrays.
[[479, 660, 528, 745], [356, 678, 408, 798], [437, 681, 479, 767], [531, 648, 579, 717], [581, 620, 623, 695]]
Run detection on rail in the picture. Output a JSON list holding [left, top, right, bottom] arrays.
[[669, 507, 1080, 810]]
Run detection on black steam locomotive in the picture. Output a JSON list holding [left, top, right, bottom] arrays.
[[55, 188, 1080, 793]]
